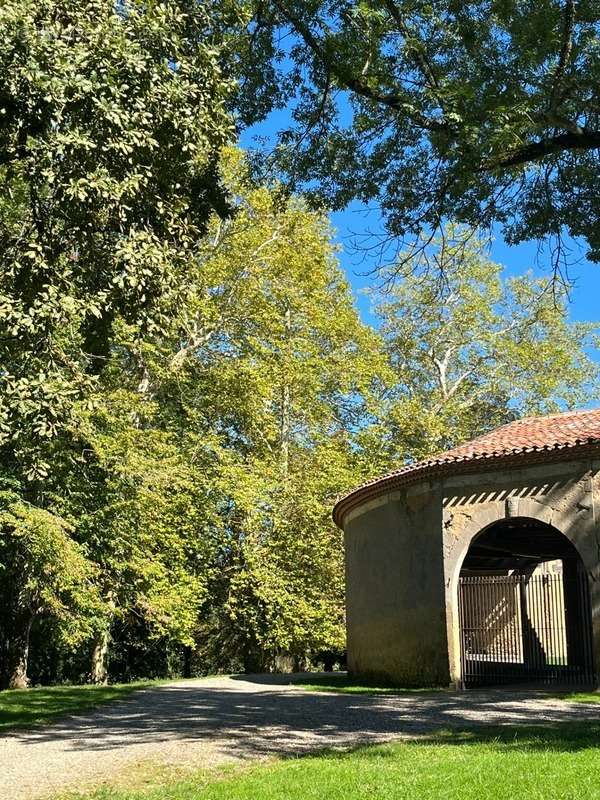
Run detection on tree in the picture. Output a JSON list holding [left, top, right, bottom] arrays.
[[131, 150, 386, 671], [74, 387, 216, 683], [16, 149, 382, 682], [0, 0, 239, 685], [0, 0, 234, 480], [0, 487, 101, 689], [200, 443, 359, 672], [246, 1, 600, 270], [361, 227, 600, 467]]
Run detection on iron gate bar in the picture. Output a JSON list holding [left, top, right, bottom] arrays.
[[578, 560, 594, 685], [458, 569, 595, 689]]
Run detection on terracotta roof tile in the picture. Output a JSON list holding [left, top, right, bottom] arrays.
[[333, 408, 600, 526], [429, 407, 600, 461]]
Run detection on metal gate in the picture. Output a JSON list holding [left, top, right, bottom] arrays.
[[458, 568, 595, 688]]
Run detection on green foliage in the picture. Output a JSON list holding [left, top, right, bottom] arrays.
[[106, 150, 386, 669], [0, 0, 234, 478], [249, 2, 600, 266], [0, 493, 100, 632], [363, 227, 600, 466], [0, 0, 240, 685], [0, 490, 103, 687], [2, 148, 383, 683], [76, 387, 215, 649]]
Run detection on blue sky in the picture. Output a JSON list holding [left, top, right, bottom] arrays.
[[241, 117, 600, 342], [328, 203, 600, 333]]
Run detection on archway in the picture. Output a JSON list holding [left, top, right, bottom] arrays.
[[457, 517, 595, 688]]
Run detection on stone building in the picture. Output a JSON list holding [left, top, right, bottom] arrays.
[[333, 409, 600, 688]]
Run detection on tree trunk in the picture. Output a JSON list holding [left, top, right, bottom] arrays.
[[4, 614, 34, 689], [280, 304, 291, 476], [90, 591, 116, 685], [183, 645, 192, 679], [90, 628, 111, 685]]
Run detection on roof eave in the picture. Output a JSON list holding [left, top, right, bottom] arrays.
[[333, 440, 600, 529]]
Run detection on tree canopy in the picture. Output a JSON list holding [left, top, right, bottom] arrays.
[[0, 0, 234, 479], [0, 149, 385, 686], [362, 227, 600, 466], [183, 152, 384, 670], [245, 1, 600, 269]]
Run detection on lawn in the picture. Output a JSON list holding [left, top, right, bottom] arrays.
[[294, 673, 447, 695], [297, 675, 600, 706], [560, 691, 600, 704], [0, 682, 159, 732], [64, 721, 600, 800]]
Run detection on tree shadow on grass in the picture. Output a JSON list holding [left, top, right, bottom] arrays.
[[350, 720, 600, 755], [277, 719, 600, 770], [0, 683, 154, 732], [283, 673, 450, 695]]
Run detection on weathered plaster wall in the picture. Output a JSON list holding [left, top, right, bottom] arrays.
[[344, 482, 450, 686], [441, 457, 600, 685]]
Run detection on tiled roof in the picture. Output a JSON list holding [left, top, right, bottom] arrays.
[[426, 407, 600, 460], [333, 408, 600, 527]]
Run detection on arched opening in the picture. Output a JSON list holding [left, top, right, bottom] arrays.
[[458, 517, 595, 688]]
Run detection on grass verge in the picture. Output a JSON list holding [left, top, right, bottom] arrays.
[[62, 720, 600, 800], [560, 691, 600, 704], [0, 681, 160, 732], [294, 674, 447, 695]]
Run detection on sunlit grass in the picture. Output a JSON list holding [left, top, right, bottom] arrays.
[[294, 673, 447, 695], [63, 721, 600, 800], [560, 691, 600, 704], [0, 682, 160, 732]]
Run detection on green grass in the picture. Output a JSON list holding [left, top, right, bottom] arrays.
[[0, 681, 160, 732], [560, 690, 600, 704], [64, 721, 600, 800], [294, 674, 447, 695]]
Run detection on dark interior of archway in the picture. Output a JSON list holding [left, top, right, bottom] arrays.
[[461, 517, 579, 574]]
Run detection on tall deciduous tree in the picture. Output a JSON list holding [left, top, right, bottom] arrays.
[[103, 150, 386, 671], [362, 227, 600, 467], [246, 1, 600, 269], [12, 149, 381, 683], [0, 0, 237, 686], [0, 0, 234, 480], [74, 389, 217, 683]]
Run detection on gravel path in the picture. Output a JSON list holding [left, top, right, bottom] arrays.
[[2, 674, 600, 800]]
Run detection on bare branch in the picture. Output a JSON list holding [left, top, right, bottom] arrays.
[[482, 129, 600, 170]]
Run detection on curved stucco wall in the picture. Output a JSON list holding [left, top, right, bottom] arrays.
[[342, 455, 600, 688], [343, 480, 450, 686]]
